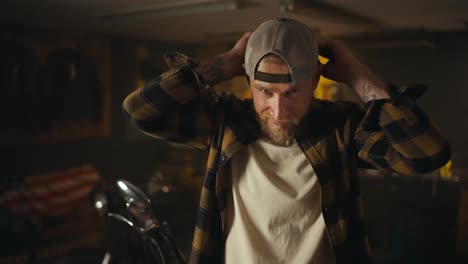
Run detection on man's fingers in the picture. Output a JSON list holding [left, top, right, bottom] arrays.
[[232, 31, 252, 56], [237, 31, 252, 45], [318, 39, 351, 62]]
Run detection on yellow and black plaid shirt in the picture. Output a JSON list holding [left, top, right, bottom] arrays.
[[123, 53, 451, 264]]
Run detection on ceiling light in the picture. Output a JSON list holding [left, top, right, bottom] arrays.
[[280, 0, 382, 29], [100, 0, 242, 21]]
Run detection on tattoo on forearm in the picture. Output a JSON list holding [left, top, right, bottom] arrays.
[[362, 82, 378, 102], [196, 57, 225, 86]]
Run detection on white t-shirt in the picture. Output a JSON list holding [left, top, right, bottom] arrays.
[[225, 138, 336, 264]]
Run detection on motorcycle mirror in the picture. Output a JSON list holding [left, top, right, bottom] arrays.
[[107, 212, 134, 227], [92, 187, 109, 217], [115, 179, 156, 230]]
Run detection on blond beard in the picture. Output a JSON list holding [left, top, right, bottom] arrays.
[[257, 111, 300, 146]]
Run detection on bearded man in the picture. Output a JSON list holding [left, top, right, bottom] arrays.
[[123, 18, 450, 264]]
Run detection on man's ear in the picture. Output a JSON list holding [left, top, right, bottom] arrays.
[[242, 63, 246, 69]]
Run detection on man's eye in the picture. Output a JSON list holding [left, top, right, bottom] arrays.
[[261, 89, 271, 95], [287, 89, 299, 96]]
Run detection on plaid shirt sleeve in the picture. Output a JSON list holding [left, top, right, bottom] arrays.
[[355, 84, 451, 175], [122, 52, 218, 149]]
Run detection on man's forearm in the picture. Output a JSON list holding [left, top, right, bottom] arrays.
[[194, 51, 244, 86], [353, 77, 390, 103], [194, 55, 226, 86], [318, 40, 391, 103], [348, 62, 391, 103]]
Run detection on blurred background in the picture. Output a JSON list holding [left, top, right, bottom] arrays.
[[1, 0, 467, 263]]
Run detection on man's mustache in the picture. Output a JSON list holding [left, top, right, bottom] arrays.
[[259, 111, 300, 126]]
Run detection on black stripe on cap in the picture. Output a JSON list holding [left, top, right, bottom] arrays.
[[255, 70, 291, 83]]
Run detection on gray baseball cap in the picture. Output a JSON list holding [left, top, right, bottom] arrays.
[[245, 18, 319, 83]]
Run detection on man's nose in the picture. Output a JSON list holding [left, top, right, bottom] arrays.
[[271, 95, 289, 120]]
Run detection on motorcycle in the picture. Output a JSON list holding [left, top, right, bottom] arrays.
[[93, 179, 186, 264]]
